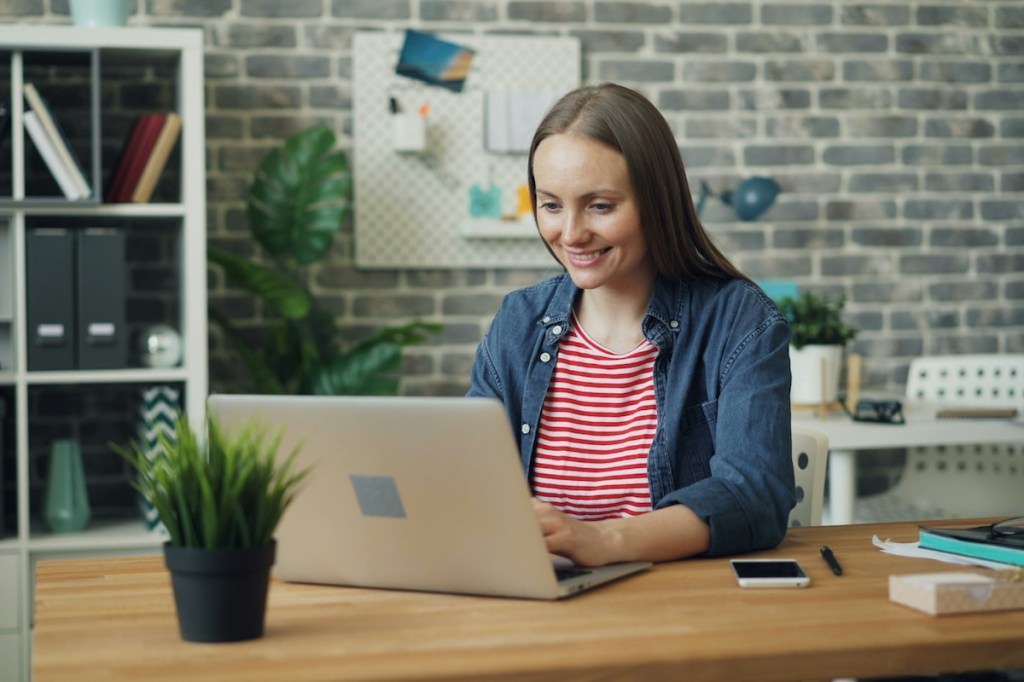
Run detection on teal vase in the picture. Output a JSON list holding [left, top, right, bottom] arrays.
[[44, 439, 91, 533], [69, 0, 130, 27]]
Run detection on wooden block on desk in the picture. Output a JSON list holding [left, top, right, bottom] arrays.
[[890, 570, 1024, 616]]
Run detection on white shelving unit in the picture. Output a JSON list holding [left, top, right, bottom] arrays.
[[0, 26, 207, 682]]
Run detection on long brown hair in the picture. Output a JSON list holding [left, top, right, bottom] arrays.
[[528, 83, 748, 283]]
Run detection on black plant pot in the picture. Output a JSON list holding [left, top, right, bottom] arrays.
[[163, 540, 276, 643]]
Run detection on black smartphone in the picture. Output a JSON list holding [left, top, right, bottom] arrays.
[[730, 559, 811, 588]]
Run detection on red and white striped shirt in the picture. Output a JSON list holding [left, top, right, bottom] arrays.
[[532, 316, 659, 520]]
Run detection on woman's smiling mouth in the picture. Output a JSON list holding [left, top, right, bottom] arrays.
[[565, 248, 611, 267]]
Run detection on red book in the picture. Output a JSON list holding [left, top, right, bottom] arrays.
[[130, 112, 182, 203], [105, 114, 150, 202], [105, 113, 166, 203]]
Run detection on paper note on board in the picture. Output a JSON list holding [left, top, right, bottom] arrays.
[[485, 90, 563, 153]]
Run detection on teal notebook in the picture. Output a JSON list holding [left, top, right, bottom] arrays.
[[918, 524, 1024, 567]]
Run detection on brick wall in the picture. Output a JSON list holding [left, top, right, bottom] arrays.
[[6, 1, 1023, 501], [11, 0, 1022, 396]]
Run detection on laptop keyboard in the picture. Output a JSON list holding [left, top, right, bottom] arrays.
[[555, 566, 593, 582]]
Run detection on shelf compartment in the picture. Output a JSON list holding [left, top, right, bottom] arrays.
[[23, 215, 185, 373], [99, 48, 183, 205], [26, 381, 185, 544], [10, 48, 100, 204]]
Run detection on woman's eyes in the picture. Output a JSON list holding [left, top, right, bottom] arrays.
[[537, 200, 614, 212]]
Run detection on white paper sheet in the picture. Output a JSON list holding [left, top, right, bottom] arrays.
[[872, 535, 1012, 570]]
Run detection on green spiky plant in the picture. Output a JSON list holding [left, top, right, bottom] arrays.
[[208, 124, 438, 395], [777, 291, 858, 350], [116, 415, 310, 549]]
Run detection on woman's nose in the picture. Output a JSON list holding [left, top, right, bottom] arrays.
[[560, 212, 586, 244]]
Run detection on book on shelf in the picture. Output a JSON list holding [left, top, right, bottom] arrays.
[[105, 112, 166, 203], [919, 522, 1024, 567], [24, 111, 86, 200], [23, 82, 91, 199], [129, 112, 182, 203]]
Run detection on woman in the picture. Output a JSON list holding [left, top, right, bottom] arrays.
[[468, 83, 794, 567]]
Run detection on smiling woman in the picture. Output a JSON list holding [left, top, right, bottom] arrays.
[[468, 82, 796, 568], [532, 133, 653, 350]]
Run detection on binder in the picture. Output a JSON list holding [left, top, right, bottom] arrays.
[[76, 228, 126, 369], [26, 229, 76, 370]]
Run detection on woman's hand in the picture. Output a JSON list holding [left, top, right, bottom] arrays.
[[532, 498, 712, 567], [532, 499, 619, 567]]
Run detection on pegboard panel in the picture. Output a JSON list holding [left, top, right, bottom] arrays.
[[353, 32, 580, 269]]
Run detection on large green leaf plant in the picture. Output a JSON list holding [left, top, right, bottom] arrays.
[[208, 125, 438, 395]]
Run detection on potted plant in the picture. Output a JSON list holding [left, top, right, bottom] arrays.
[[208, 124, 438, 396], [116, 414, 310, 642], [777, 291, 858, 405]]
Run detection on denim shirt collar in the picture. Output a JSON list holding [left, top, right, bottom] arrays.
[[537, 273, 684, 351]]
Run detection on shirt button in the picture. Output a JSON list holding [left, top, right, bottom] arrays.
[[540, 352, 551, 363], [542, 316, 551, 324], [670, 320, 680, 329], [521, 423, 531, 435], [551, 325, 562, 335]]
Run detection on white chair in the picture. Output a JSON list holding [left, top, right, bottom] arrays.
[[857, 354, 1024, 522], [790, 427, 829, 527]]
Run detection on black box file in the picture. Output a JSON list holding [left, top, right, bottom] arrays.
[[76, 228, 126, 369], [26, 228, 76, 370]]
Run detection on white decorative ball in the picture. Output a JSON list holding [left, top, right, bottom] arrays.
[[138, 325, 183, 368]]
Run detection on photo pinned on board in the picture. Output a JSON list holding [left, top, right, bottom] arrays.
[[395, 29, 475, 93]]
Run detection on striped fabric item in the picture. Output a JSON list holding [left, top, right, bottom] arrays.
[[532, 318, 659, 521], [137, 385, 180, 536]]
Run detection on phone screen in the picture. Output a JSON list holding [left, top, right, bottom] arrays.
[[732, 560, 807, 579], [730, 559, 810, 588]]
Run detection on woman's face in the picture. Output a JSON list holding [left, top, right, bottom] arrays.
[[533, 133, 655, 296]]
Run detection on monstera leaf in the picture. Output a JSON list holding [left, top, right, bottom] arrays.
[[311, 322, 442, 396], [247, 125, 352, 265], [207, 245, 310, 320], [209, 124, 440, 396]]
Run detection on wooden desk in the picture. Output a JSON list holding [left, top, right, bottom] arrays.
[[793, 404, 1024, 524], [34, 520, 1024, 682]]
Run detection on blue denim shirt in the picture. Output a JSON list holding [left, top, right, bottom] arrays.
[[468, 273, 795, 557]]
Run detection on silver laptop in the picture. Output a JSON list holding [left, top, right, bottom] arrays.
[[206, 394, 651, 600]]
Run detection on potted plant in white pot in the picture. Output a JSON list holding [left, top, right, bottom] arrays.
[[778, 291, 858, 406], [116, 414, 310, 642]]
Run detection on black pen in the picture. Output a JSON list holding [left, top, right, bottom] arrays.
[[820, 545, 843, 576]]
